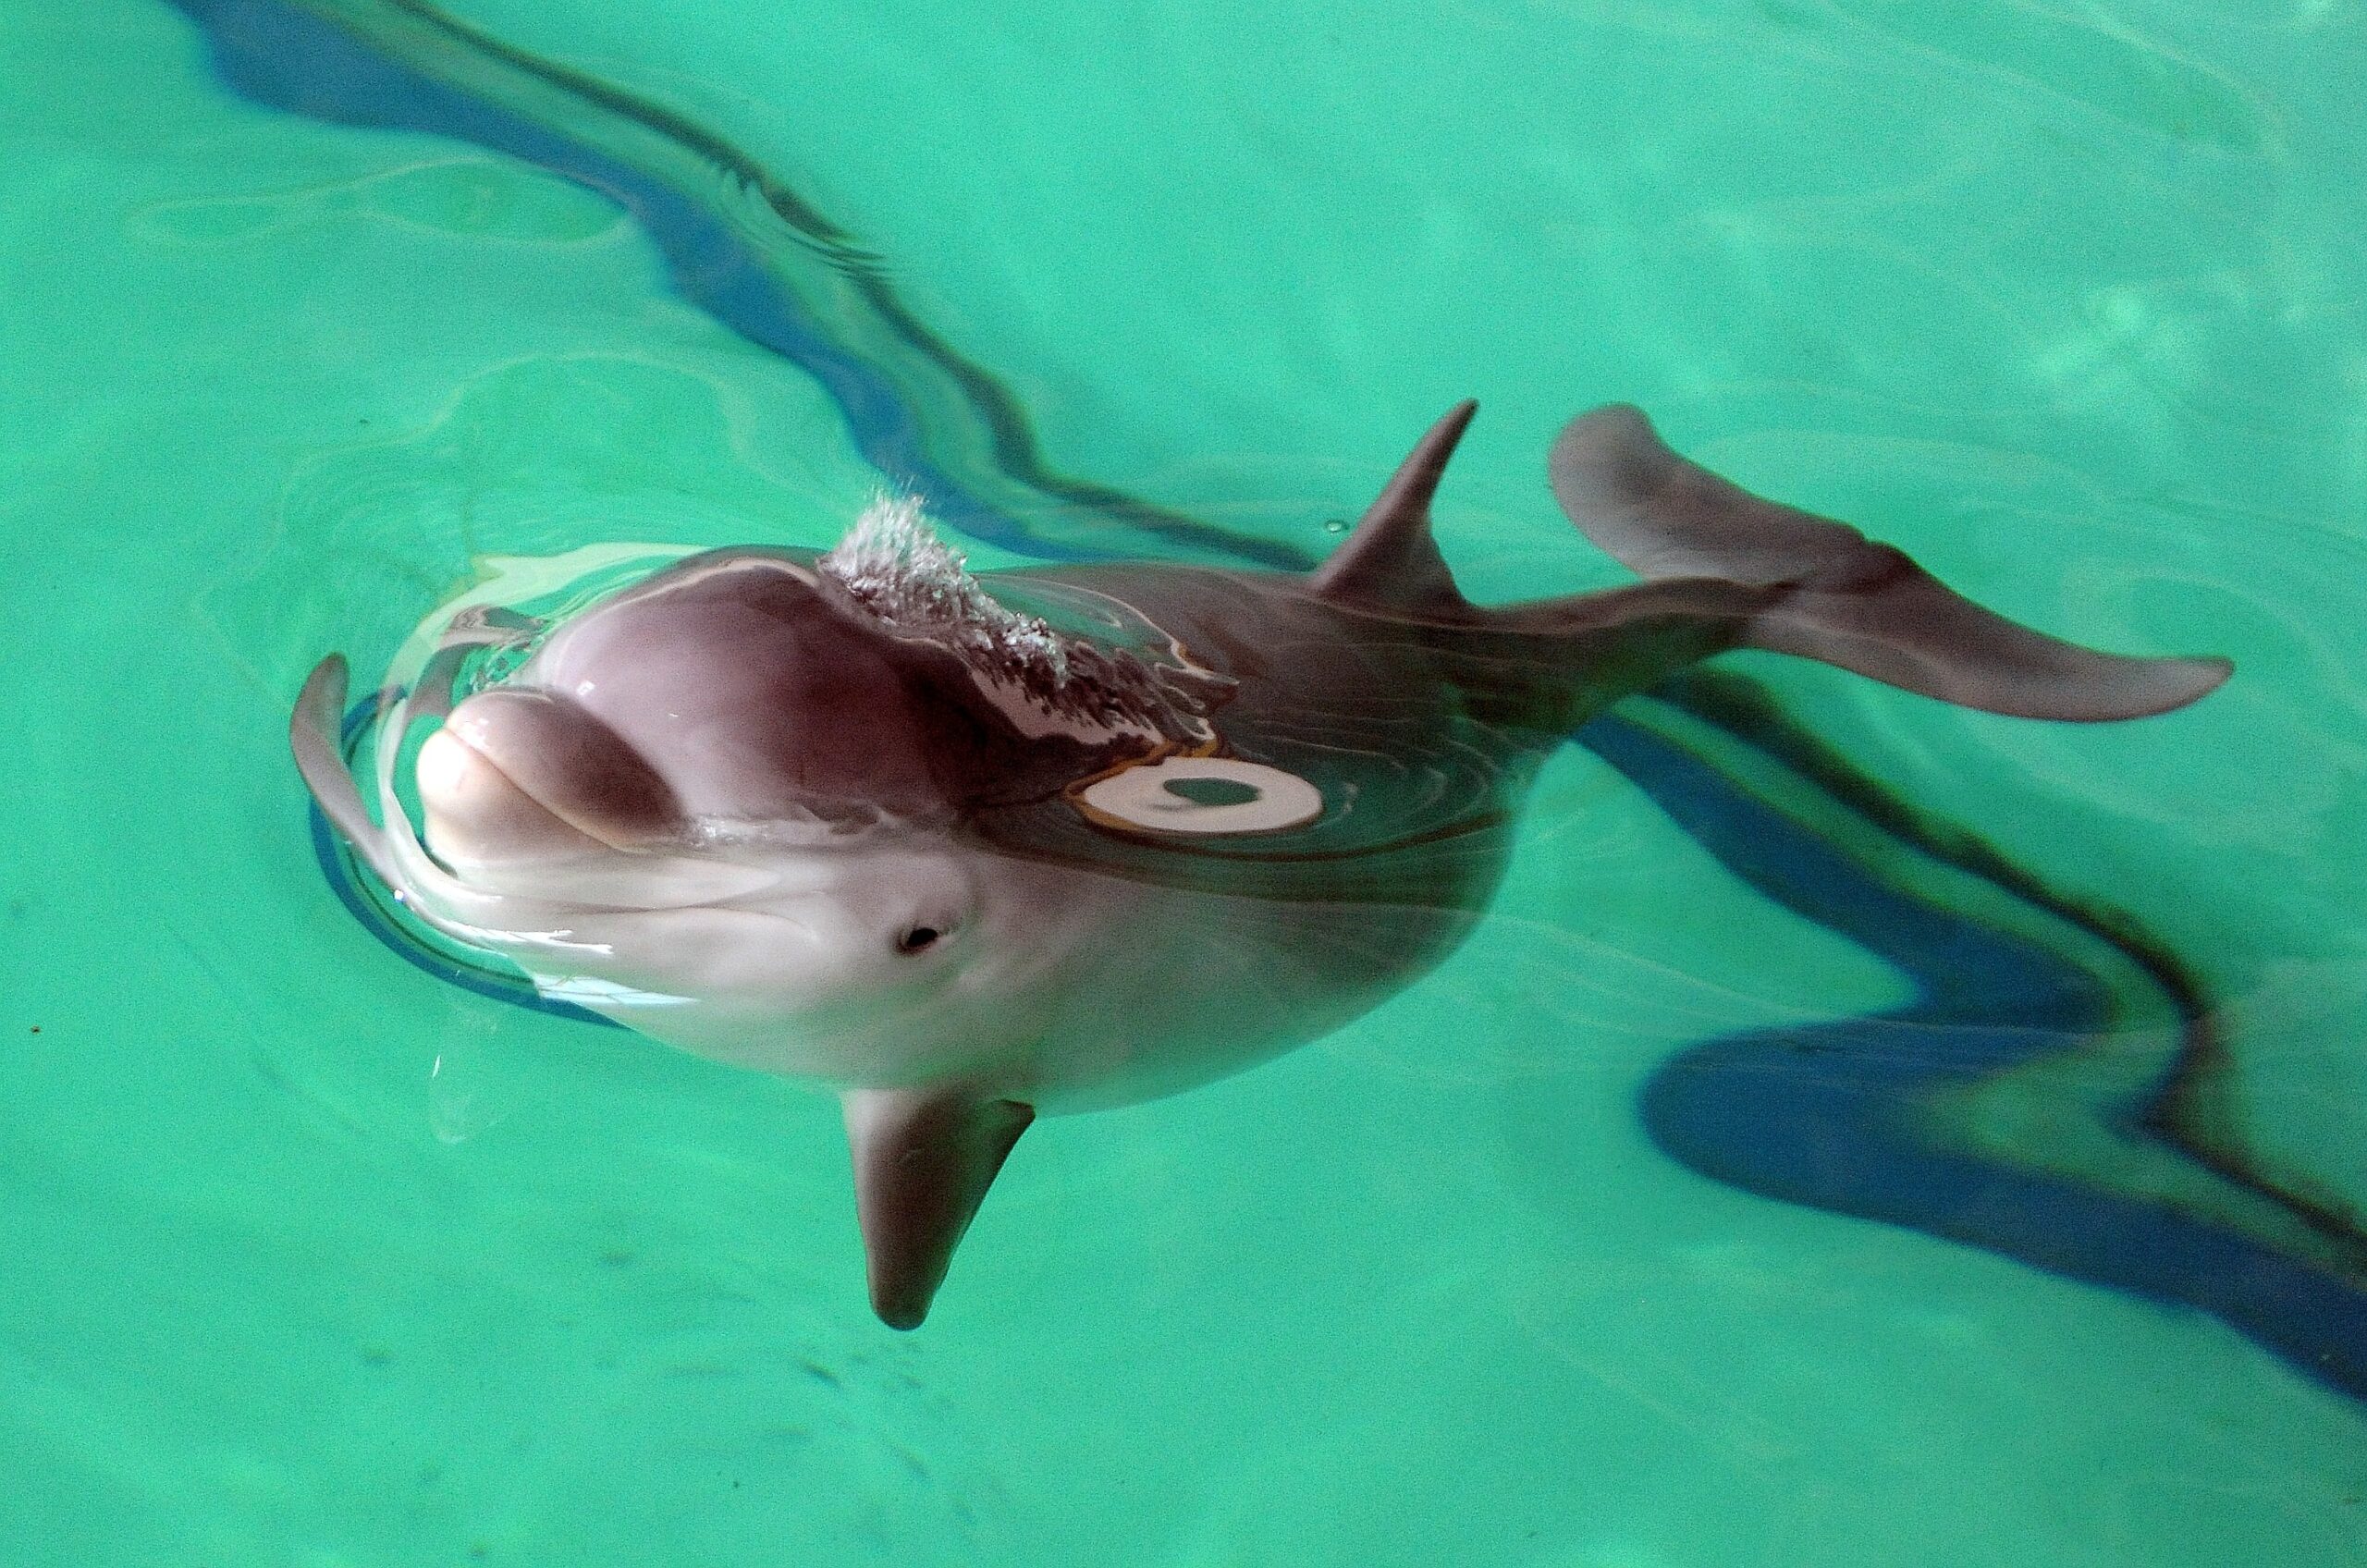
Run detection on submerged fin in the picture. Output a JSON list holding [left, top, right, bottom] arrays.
[[291, 655, 406, 886], [842, 1087, 1034, 1329], [1309, 401, 1477, 614], [1549, 405, 2231, 720]]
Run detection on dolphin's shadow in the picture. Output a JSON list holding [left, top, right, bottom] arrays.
[[1575, 670, 2367, 1403]]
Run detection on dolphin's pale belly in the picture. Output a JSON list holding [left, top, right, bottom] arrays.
[[515, 852, 1493, 1114], [1011, 879, 1491, 1113]]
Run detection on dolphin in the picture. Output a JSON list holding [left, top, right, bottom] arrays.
[[291, 402, 2230, 1327]]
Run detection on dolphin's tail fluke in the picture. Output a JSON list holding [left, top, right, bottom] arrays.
[[1547, 405, 2232, 721]]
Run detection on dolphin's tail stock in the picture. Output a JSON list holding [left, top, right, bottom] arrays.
[[1545, 405, 2231, 721]]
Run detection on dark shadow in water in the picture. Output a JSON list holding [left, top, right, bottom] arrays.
[[167, 0, 1309, 570], [184, 0, 2367, 1402], [1586, 674, 2367, 1403]]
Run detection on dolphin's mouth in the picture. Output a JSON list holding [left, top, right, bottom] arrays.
[[292, 652, 874, 983], [292, 656, 751, 954], [411, 717, 784, 906]]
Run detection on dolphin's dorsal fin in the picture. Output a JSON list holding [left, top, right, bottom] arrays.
[[1309, 401, 1477, 613], [841, 1087, 1034, 1329]]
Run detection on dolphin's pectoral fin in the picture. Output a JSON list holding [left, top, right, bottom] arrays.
[[1310, 400, 1477, 615], [1548, 405, 2232, 720], [841, 1087, 1035, 1329]]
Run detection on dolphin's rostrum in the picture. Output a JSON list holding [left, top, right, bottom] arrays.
[[292, 404, 2229, 1328]]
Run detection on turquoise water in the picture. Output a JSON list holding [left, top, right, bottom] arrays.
[[6, 1, 2366, 1562]]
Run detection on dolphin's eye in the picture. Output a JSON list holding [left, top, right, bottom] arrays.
[[896, 925, 944, 955]]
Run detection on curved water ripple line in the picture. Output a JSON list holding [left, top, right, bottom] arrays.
[[178, 0, 2367, 1398], [168, 0, 1309, 570], [316, 692, 619, 1026]]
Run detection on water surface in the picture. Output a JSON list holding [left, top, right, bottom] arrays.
[[4, 2, 2364, 1562]]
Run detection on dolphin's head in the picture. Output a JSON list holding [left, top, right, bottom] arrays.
[[317, 507, 1226, 1089], [410, 560, 971, 1068], [416, 551, 970, 905]]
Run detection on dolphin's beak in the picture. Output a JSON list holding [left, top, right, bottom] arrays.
[[420, 688, 682, 868], [414, 690, 783, 911], [416, 725, 614, 870]]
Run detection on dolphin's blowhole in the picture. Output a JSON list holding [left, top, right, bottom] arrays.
[[1163, 777, 1257, 807]]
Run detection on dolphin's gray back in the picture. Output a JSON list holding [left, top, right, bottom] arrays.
[[969, 396, 2236, 907], [976, 566, 1538, 897], [1293, 398, 2228, 725]]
